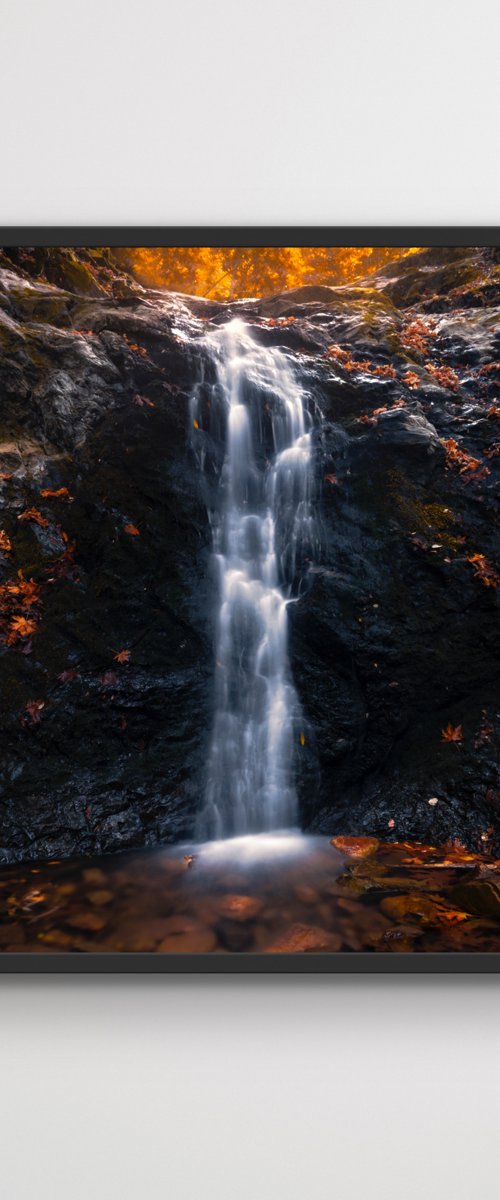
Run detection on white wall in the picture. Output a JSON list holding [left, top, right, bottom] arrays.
[[0, 975, 499, 1200], [1, 0, 500, 226], [1, 2, 500, 1197]]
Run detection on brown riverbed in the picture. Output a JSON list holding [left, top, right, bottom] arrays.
[[1, 832, 500, 954]]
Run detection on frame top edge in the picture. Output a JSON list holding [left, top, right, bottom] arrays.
[[0, 226, 499, 248]]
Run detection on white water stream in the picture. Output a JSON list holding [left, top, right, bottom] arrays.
[[191, 319, 317, 839]]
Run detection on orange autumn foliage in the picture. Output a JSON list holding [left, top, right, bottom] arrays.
[[478, 362, 500, 376], [326, 344, 371, 372], [441, 438, 484, 476], [371, 363, 398, 379], [0, 571, 42, 645], [401, 317, 437, 356], [326, 344, 397, 378], [116, 247, 421, 302], [402, 370, 421, 389], [425, 363, 460, 392], [6, 573, 42, 608]]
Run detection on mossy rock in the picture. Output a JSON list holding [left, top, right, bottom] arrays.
[[42, 250, 108, 298]]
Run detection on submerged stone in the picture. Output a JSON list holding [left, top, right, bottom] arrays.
[[213, 894, 263, 923], [330, 836, 380, 859], [264, 923, 342, 953]]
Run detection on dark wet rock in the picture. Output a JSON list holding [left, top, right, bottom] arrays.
[[369, 246, 500, 308], [287, 248, 500, 851], [375, 408, 441, 452], [0, 258, 213, 864], [99, 811, 144, 851]]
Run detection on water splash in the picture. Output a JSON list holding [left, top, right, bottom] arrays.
[[191, 319, 318, 839]]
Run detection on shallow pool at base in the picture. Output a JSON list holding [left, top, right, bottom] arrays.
[[1, 833, 500, 954]]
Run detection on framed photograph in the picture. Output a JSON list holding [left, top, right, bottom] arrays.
[[0, 227, 499, 973]]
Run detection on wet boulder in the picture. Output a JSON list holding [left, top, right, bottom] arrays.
[[375, 408, 442, 453]]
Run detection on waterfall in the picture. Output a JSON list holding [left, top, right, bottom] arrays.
[[190, 318, 318, 840]]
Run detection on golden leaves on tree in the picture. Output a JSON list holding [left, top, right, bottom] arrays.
[[117, 246, 421, 302]]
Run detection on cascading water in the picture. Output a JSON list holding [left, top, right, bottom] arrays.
[[190, 318, 318, 840]]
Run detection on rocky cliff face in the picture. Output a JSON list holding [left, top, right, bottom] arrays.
[[0, 245, 498, 863], [0, 248, 215, 862]]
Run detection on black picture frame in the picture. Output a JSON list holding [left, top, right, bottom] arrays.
[[1, 225, 499, 975]]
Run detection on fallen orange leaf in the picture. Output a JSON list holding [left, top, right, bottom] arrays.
[[114, 649, 131, 665], [6, 615, 37, 643], [18, 507, 49, 528], [441, 722, 463, 744], [40, 487, 72, 500], [467, 553, 499, 589]]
